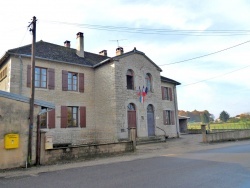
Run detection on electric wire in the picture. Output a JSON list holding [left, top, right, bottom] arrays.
[[41, 20, 250, 36], [159, 40, 250, 66], [180, 65, 250, 87]]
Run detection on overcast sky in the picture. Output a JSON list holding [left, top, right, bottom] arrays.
[[1, 0, 250, 118]]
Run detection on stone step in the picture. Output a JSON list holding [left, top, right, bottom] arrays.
[[136, 136, 166, 145]]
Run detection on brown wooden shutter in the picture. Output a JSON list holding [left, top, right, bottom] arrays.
[[163, 110, 167, 125], [48, 109, 55, 129], [27, 65, 31, 87], [171, 110, 175, 125], [48, 68, 55, 90], [61, 106, 67, 128], [169, 88, 173, 101], [161, 86, 165, 100], [80, 106, 86, 128], [79, 73, 84, 93], [62, 70, 68, 91]]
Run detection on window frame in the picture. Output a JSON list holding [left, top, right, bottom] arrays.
[[67, 106, 79, 127], [126, 69, 134, 90], [68, 72, 78, 91], [162, 86, 173, 101], [35, 66, 47, 88], [163, 110, 175, 125], [40, 107, 48, 129]]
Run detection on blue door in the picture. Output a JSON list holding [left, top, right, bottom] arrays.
[[147, 105, 155, 136]]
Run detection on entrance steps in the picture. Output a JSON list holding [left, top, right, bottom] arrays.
[[136, 136, 166, 145]]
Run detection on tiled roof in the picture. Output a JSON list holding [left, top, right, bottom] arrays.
[[7, 40, 108, 67], [161, 76, 181, 85]]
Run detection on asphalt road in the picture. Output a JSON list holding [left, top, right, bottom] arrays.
[[1, 141, 250, 188]]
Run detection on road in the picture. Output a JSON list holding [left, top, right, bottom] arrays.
[[1, 136, 250, 188]]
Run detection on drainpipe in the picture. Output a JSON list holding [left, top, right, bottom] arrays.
[[173, 85, 180, 138], [18, 56, 23, 95]]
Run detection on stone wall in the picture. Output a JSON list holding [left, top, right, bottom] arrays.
[[40, 131, 134, 165], [205, 130, 250, 142], [0, 97, 39, 169]]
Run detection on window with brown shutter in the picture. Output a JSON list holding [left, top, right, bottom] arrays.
[[80, 106, 86, 128], [27, 65, 31, 87], [61, 106, 68, 128], [79, 73, 84, 93], [62, 70, 68, 91], [163, 110, 174, 125], [162, 86, 173, 101], [48, 68, 55, 90], [48, 109, 55, 129], [169, 88, 173, 101]]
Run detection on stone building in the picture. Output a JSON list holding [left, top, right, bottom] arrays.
[[0, 32, 180, 146]]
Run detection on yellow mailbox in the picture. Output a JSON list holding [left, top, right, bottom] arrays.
[[4, 134, 19, 149]]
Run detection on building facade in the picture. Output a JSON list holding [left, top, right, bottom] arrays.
[[0, 32, 180, 146]]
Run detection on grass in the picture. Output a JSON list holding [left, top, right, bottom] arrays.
[[188, 121, 250, 130]]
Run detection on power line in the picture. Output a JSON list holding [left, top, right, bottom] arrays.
[[41, 20, 250, 36], [159, 40, 250, 66], [180, 65, 250, 87]]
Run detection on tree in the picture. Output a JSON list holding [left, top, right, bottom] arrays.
[[219, 111, 230, 122], [200, 111, 210, 123]]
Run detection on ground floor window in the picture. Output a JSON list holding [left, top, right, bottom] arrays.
[[163, 110, 175, 125], [67, 106, 78, 127], [40, 107, 47, 129]]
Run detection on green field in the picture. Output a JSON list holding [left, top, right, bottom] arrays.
[[188, 121, 250, 130]]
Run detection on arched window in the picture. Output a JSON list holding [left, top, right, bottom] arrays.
[[145, 73, 152, 92], [126, 69, 134, 90], [147, 104, 154, 112], [127, 103, 136, 111]]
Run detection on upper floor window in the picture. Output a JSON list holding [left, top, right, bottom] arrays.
[[0, 67, 7, 82], [62, 70, 84, 92], [145, 73, 152, 92], [27, 65, 55, 89], [68, 72, 78, 91], [35, 67, 47, 88], [161, 86, 173, 101], [126, 69, 134, 90]]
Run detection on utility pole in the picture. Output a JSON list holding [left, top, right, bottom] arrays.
[[27, 16, 37, 166]]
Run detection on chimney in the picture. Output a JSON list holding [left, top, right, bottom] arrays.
[[76, 32, 84, 57], [116, 47, 124, 56], [64, 40, 71, 48], [99, 50, 107, 56]]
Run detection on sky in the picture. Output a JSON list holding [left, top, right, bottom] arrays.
[[1, 0, 250, 118]]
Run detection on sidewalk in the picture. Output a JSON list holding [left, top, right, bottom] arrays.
[[1, 134, 249, 178]]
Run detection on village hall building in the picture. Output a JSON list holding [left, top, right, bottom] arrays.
[[0, 32, 181, 146]]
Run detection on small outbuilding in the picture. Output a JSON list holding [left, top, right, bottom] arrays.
[[178, 116, 190, 133]]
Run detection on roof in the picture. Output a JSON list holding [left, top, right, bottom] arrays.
[[178, 115, 190, 120], [0, 90, 55, 109], [161, 76, 181, 85], [0, 41, 108, 67], [94, 48, 162, 72]]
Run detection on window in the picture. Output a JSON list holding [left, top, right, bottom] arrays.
[[163, 110, 175, 125], [161, 86, 173, 101], [35, 67, 47, 88], [126, 69, 134, 90], [145, 73, 152, 92], [27, 65, 55, 89], [67, 106, 78, 127], [0, 67, 7, 82], [68, 72, 78, 91], [39, 107, 55, 129], [61, 106, 86, 128], [127, 103, 136, 111], [40, 107, 47, 129], [62, 70, 84, 92]]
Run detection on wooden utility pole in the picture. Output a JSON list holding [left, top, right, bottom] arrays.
[[27, 16, 37, 166]]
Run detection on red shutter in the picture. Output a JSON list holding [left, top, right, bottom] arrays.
[[48, 109, 55, 129], [161, 86, 165, 100], [163, 110, 167, 125], [62, 70, 68, 91], [171, 110, 175, 125], [61, 106, 67, 128], [27, 65, 31, 87], [169, 88, 173, 101], [80, 106, 86, 128], [48, 68, 55, 90], [79, 73, 84, 93]]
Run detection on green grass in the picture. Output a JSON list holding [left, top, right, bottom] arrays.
[[188, 121, 250, 130]]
